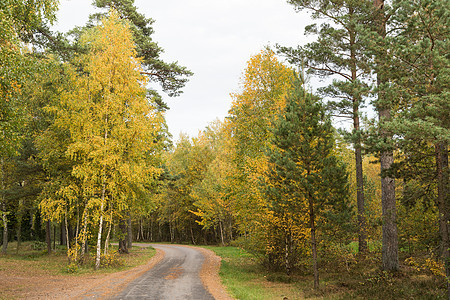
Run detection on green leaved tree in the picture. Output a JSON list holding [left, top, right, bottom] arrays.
[[162, 134, 213, 244], [0, 0, 59, 254], [191, 120, 235, 246]]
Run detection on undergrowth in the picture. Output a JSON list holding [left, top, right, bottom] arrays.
[[204, 245, 447, 300], [0, 241, 155, 275]]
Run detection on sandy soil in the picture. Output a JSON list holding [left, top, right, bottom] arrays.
[[0, 245, 233, 300], [185, 245, 234, 300]]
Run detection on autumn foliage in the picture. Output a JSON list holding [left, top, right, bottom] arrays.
[[0, 1, 448, 297]]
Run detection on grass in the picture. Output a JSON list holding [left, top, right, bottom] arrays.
[[203, 245, 447, 300], [0, 241, 156, 276], [0, 241, 156, 299], [202, 246, 304, 299], [346, 241, 381, 254]]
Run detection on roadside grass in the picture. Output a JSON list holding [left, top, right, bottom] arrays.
[[0, 241, 156, 276], [204, 245, 447, 300], [202, 246, 304, 299]]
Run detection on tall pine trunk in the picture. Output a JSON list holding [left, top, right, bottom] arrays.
[[435, 142, 449, 298], [352, 80, 367, 255], [373, 0, 399, 271], [349, 6, 367, 254], [308, 193, 319, 289], [380, 129, 398, 270], [355, 145, 367, 253]]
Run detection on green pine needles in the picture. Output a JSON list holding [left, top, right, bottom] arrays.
[[263, 74, 352, 289]]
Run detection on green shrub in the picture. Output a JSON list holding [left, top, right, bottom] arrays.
[[31, 241, 47, 251], [100, 251, 123, 268], [66, 262, 78, 273]]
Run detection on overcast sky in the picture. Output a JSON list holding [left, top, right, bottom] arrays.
[[53, 0, 312, 139]]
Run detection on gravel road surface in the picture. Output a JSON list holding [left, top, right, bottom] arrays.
[[114, 244, 214, 300]]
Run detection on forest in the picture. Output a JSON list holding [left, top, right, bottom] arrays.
[[0, 0, 448, 298]]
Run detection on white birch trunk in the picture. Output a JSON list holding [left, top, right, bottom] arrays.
[[95, 184, 105, 270]]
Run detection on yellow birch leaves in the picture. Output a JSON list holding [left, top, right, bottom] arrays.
[[39, 10, 165, 264]]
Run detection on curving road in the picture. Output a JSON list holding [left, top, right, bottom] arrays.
[[114, 244, 214, 300]]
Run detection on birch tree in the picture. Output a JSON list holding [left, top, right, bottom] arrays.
[[40, 10, 164, 269], [228, 50, 295, 254]]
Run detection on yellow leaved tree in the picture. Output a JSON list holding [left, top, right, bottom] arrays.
[[191, 120, 235, 245], [39, 10, 164, 269], [227, 49, 297, 263]]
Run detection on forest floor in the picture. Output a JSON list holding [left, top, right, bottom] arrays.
[[1, 241, 447, 299], [203, 245, 448, 300], [0, 241, 161, 299]]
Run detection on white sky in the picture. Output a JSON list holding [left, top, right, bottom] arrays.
[[53, 0, 312, 138]]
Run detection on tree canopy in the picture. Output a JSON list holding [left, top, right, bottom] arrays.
[[0, 1, 448, 297]]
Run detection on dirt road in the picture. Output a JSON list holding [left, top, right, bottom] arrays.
[[113, 244, 214, 299], [0, 243, 231, 299]]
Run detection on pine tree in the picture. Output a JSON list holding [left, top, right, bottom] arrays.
[[31, 0, 192, 111], [90, 0, 193, 108], [264, 74, 351, 289], [371, 0, 449, 288], [280, 0, 373, 254], [370, 0, 400, 272]]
